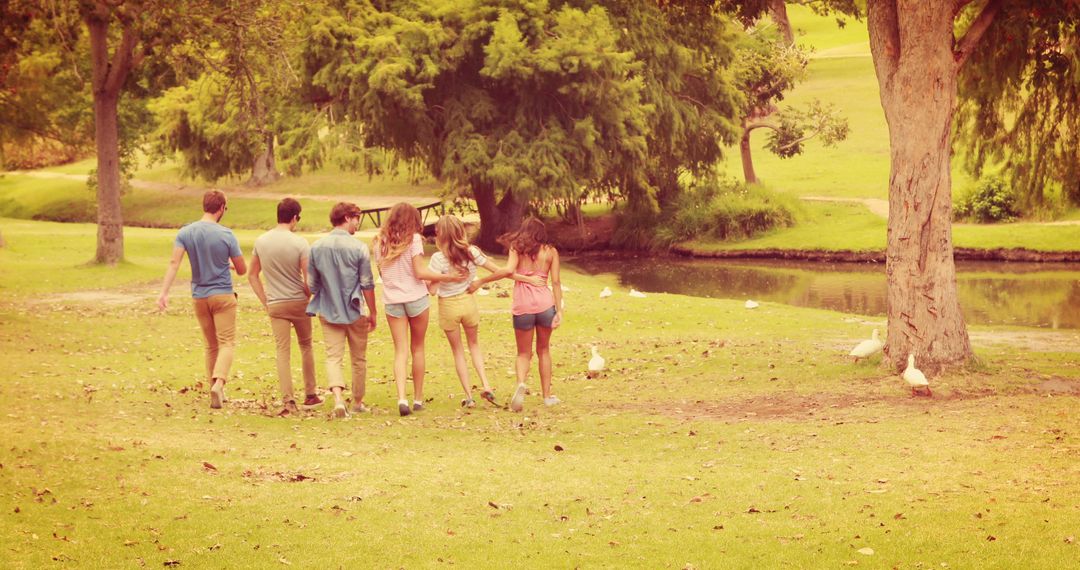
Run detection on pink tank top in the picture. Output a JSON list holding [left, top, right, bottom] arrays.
[[511, 270, 555, 316]]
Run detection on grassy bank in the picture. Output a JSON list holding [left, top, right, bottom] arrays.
[[1, 219, 1079, 567], [679, 202, 1080, 254]]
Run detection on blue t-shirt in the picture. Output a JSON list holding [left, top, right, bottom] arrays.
[[174, 221, 242, 299]]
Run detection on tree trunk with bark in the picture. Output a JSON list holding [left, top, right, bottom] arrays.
[[248, 134, 280, 186], [866, 0, 998, 373], [86, 5, 136, 266], [473, 180, 523, 252], [768, 0, 795, 46], [739, 123, 759, 185]]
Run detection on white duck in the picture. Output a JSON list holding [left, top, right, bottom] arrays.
[[744, 299, 760, 309], [628, 289, 647, 298], [902, 354, 932, 396], [587, 345, 605, 378], [849, 329, 884, 362], [599, 287, 613, 298]]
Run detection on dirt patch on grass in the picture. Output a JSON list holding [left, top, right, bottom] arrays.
[[624, 380, 1078, 423], [969, 330, 1080, 353]]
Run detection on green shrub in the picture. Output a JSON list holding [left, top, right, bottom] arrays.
[[954, 177, 1020, 223], [615, 174, 797, 249]]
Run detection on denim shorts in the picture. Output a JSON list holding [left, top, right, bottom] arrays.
[[385, 295, 430, 319], [512, 306, 557, 330]]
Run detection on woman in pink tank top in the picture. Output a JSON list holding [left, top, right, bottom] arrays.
[[471, 217, 562, 412]]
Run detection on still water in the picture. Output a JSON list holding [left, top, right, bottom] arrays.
[[568, 257, 1080, 330]]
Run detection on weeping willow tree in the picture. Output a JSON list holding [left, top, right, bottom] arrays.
[[955, 3, 1080, 213]]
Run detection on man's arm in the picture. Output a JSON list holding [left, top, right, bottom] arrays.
[[231, 254, 247, 276], [299, 251, 312, 298], [307, 252, 321, 294], [248, 254, 268, 308], [158, 246, 186, 312], [363, 289, 377, 331]]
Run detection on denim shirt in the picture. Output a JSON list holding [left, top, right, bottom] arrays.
[[306, 229, 375, 324]]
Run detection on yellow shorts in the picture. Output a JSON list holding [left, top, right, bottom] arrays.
[[438, 293, 480, 331]]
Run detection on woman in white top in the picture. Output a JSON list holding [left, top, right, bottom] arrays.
[[427, 215, 506, 407]]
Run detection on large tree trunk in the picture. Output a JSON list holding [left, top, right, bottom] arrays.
[[768, 0, 795, 46], [868, 1, 972, 374], [473, 180, 523, 252], [739, 126, 758, 185], [248, 134, 280, 186], [86, 7, 133, 266]]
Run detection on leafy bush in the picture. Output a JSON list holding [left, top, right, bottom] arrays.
[[615, 174, 797, 249], [954, 177, 1020, 223]]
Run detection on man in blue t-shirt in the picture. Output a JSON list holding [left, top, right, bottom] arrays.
[[158, 190, 247, 409]]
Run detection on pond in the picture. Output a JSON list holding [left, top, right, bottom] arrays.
[[567, 257, 1080, 330]]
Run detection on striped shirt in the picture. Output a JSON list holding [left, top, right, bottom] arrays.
[[429, 246, 487, 297], [374, 233, 428, 304]]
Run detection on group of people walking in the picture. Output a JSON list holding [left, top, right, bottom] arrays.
[[157, 190, 563, 417]]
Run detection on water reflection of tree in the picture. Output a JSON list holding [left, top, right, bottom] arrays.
[[568, 257, 1080, 329], [959, 278, 1080, 329]]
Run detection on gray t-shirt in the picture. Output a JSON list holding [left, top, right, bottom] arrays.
[[429, 246, 487, 297], [252, 228, 311, 304]]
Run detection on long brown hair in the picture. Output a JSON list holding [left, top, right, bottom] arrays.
[[435, 215, 474, 271], [374, 202, 422, 265], [499, 217, 548, 259]]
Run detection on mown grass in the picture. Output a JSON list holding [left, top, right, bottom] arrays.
[[683, 202, 1080, 253], [2, 219, 1079, 568]]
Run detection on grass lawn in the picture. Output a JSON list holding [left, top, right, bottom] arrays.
[[681, 202, 1080, 253], [1, 220, 1079, 568]]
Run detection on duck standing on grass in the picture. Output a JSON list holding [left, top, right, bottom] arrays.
[[903, 354, 932, 396], [588, 345, 605, 378], [849, 329, 884, 363]]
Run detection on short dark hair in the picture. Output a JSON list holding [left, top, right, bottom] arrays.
[[277, 198, 302, 223], [203, 190, 227, 214], [330, 202, 362, 226]]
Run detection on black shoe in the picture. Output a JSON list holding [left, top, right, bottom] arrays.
[[398, 401, 412, 417]]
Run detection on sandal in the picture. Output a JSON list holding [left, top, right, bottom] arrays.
[[461, 398, 476, 408], [480, 389, 497, 406]]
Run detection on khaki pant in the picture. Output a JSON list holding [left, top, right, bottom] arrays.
[[193, 293, 237, 382], [319, 316, 369, 402], [268, 300, 317, 403]]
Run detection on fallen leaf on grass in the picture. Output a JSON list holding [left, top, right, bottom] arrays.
[[163, 560, 180, 567], [857, 547, 874, 555], [202, 462, 217, 473], [553, 445, 564, 451]]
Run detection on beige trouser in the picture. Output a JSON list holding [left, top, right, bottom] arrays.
[[319, 316, 369, 402], [193, 293, 237, 382], [268, 300, 317, 403]]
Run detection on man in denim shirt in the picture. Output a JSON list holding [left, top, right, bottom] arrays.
[[307, 202, 377, 418]]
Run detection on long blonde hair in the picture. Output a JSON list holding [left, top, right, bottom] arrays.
[[374, 202, 422, 265], [435, 215, 474, 271]]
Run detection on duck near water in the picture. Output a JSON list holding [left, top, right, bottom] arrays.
[[849, 329, 884, 363], [903, 354, 932, 397]]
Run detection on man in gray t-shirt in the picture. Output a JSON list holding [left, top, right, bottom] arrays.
[[249, 198, 320, 415]]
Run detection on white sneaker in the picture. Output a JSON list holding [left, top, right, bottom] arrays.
[[510, 383, 527, 412], [333, 403, 348, 419], [543, 396, 561, 407]]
